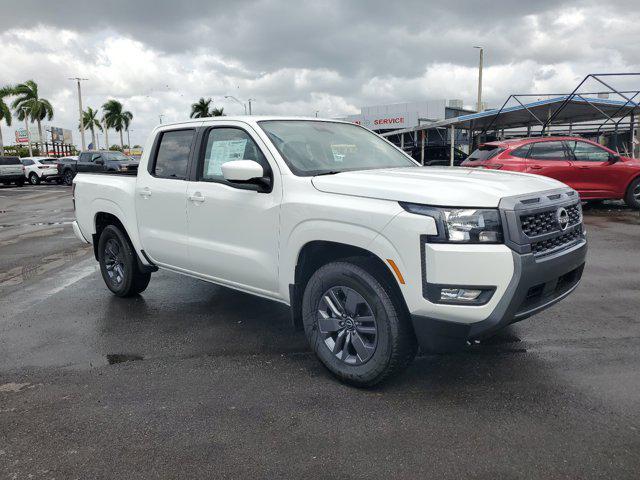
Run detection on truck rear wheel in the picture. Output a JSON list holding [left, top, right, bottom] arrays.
[[63, 169, 74, 186], [302, 260, 417, 387], [98, 225, 151, 297]]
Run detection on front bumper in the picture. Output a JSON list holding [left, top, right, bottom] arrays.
[[411, 239, 587, 352]]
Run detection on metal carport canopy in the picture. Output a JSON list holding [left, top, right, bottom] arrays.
[[382, 96, 640, 136]]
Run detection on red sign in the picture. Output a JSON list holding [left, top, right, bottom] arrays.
[[373, 117, 405, 126]]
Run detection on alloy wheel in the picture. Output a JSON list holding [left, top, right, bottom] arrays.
[[634, 183, 640, 201], [103, 238, 126, 286], [317, 286, 378, 365]]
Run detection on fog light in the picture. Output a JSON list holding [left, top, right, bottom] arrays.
[[440, 288, 483, 302]]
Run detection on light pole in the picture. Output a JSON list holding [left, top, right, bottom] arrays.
[[247, 98, 255, 115], [69, 77, 88, 150], [225, 95, 247, 115], [473, 46, 483, 112], [315, 110, 319, 118], [103, 118, 109, 150], [159, 114, 164, 124], [21, 107, 33, 157]]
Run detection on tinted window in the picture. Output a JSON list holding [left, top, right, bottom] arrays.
[[511, 144, 531, 158], [104, 152, 130, 162], [201, 128, 269, 181], [91, 153, 103, 162], [528, 141, 567, 160], [21, 159, 34, 166], [0, 157, 21, 165], [565, 141, 610, 162], [153, 129, 194, 179], [79, 153, 93, 162], [468, 145, 503, 161]]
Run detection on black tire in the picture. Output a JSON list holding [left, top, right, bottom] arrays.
[[624, 177, 640, 209], [302, 260, 417, 387], [28, 172, 40, 185], [63, 169, 74, 186], [98, 225, 151, 297], [16, 179, 24, 187]]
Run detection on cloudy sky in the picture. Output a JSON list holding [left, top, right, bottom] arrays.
[[0, 0, 639, 147]]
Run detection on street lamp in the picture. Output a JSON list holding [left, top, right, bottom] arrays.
[[247, 98, 255, 115], [159, 114, 164, 124], [473, 46, 484, 112], [225, 95, 247, 115], [69, 77, 88, 150]]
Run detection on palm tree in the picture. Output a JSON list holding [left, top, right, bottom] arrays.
[[211, 107, 225, 116], [190, 97, 212, 118], [0, 86, 13, 156], [79, 107, 103, 149], [11, 80, 53, 147], [102, 99, 133, 149]]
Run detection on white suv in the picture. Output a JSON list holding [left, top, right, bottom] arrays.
[[21, 157, 61, 185]]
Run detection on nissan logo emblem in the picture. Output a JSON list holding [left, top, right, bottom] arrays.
[[557, 207, 570, 231]]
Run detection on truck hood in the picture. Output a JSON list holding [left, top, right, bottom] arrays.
[[311, 167, 567, 208]]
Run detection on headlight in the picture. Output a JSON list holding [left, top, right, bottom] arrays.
[[400, 203, 503, 244]]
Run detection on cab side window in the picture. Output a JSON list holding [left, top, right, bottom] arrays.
[[201, 128, 270, 182], [565, 141, 611, 162], [528, 141, 567, 160], [79, 152, 92, 162], [152, 129, 195, 179]]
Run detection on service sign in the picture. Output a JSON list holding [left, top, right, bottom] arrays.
[[352, 111, 419, 130]]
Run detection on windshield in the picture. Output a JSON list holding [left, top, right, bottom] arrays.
[[259, 120, 416, 176]]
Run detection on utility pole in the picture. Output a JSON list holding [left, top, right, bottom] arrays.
[[21, 107, 33, 157], [315, 110, 319, 118], [69, 77, 88, 151], [159, 114, 164, 124], [247, 98, 255, 115], [473, 46, 483, 112]]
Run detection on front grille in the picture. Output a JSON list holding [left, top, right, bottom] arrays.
[[531, 226, 582, 255], [520, 203, 582, 237]]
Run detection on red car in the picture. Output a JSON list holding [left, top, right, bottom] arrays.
[[462, 136, 640, 208]]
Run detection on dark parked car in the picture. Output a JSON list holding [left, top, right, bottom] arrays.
[[406, 145, 468, 166], [58, 150, 139, 185], [0, 156, 25, 187]]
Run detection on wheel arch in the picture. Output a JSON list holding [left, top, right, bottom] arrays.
[[289, 240, 407, 329]]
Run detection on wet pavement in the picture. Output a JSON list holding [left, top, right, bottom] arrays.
[[1, 187, 639, 479]]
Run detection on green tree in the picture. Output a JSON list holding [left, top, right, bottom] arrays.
[[0, 85, 13, 156], [102, 99, 133, 149], [211, 106, 225, 116], [190, 97, 212, 118], [78, 107, 103, 149], [11, 80, 54, 147]]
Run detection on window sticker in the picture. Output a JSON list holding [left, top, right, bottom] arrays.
[[206, 139, 247, 176]]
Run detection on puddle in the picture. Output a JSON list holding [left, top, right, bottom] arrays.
[[106, 354, 144, 365]]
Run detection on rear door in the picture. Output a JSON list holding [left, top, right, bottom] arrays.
[[76, 152, 94, 172], [524, 140, 574, 185], [135, 127, 198, 268], [564, 140, 619, 198]]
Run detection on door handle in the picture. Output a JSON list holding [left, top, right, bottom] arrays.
[[138, 187, 152, 198], [577, 166, 590, 169], [188, 192, 205, 203], [529, 165, 543, 170]]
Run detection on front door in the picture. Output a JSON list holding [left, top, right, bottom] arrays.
[[564, 140, 620, 198], [186, 123, 281, 296], [135, 127, 198, 268], [525, 140, 574, 185]]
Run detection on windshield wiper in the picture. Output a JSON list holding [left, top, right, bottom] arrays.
[[314, 170, 342, 176]]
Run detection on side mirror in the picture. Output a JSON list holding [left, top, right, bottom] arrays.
[[221, 160, 271, 192]]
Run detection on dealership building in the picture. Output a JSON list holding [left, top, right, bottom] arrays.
[[340, 99, 476, 151]]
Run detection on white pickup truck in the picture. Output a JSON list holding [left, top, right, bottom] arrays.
[[72, 117, 587, 386]]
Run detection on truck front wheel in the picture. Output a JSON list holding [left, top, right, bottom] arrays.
[[98, 225, 151, 297], [302, 260, 417, 387]]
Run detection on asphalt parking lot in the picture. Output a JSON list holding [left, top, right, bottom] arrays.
[[1, 185, 639, 479]]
